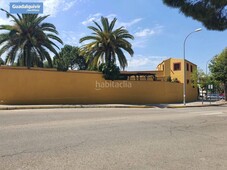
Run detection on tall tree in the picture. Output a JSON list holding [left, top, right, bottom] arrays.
[[191, 68, 221, 99], [80, 16, 134, 70], [191, 68, 208, 90], [163, 0, 227, 31], [0, 8, 63, 68], [53, 45, 87, 71], [209, 48, 227, 100]]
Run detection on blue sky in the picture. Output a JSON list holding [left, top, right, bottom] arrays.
[[0, 0, 226, 72]]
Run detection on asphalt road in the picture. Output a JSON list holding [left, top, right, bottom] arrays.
[[0, 106, 227, 170]]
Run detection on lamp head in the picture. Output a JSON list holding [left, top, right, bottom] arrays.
[[195, 28, 202, 32]]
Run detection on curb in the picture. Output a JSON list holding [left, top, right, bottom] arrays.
[[0, 103, 226, 110], [166, 102, 227, 108], [0, 105, 157, 110]]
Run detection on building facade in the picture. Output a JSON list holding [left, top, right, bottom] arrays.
[[156, 58, 197, 84]]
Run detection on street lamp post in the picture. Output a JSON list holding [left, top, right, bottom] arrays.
[[183, 28, 202, 105]]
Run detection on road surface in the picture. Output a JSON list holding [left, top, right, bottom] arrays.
[[0, 106, 227, 170]]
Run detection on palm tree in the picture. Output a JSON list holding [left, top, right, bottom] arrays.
[[0, 57, 4, 65], [0, 8, 63, 68], [80, 16, 134, 70]]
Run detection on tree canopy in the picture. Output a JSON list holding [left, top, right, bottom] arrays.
[[191, 68, 207, 90], [0, 58, 4, 65], [80, 16, 134, 70], [163, 0, 227, 31], [53, 45, 87, 71], [0, 8, 63, 68], [209, 47, 227, 100]]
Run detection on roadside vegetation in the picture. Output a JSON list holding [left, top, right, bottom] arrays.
[[53, 45, 88, 71], [0, 8, 63, 68], [163, 0, 227, 31], [209, 48, 227, 100], [0, 11, 134, 76], [80, 16, 134, 70]]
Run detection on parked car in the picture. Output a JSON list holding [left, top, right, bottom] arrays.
[[219, 93, 225, 100], [207, 93, 224, 100]]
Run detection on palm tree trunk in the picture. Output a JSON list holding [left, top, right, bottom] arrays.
[[23, 47, 27, 67], [26, 46, 31, 69], [107, 50, 112, 68]]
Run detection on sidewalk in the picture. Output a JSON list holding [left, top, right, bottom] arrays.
[[0, 100, 226, 110], [162, 100, 227, 108]]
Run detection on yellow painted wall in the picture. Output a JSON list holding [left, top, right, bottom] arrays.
[[169, 58, 183, 83], [0, 67, 197, 105]]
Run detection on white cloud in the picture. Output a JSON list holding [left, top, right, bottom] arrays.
[[118, 18, 143, 28], [132, 39, 147, 48], [82, 13, 102, 25], [42, 0, 61, 16], [134, 25, 163, 38], [126, 55, 168, 71], [0, 1, 13, 29], [0, 18, 11, 26], [0, 0, 81, 17], [0, 1, 9, 11], [132, 25, 164, 48], [62, 0, 77, 11], [42, 0, 80, 17], [135, 29, 155, 37], [60, 30, 86, 46], [0, 15, 12, 34], [106, 14, 117, 19], [82, 13, 142, 29]]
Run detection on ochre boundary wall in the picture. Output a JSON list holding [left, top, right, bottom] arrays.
[[0, 67, 197, 104]]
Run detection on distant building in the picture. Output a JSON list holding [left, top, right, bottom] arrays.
[[121, 58, 197, 85], [156, 58, 197, 84]]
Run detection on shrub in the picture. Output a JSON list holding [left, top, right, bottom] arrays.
[[99, 62, 120, 80], [166, 76, 172, 82], [172, 78, 180, 83]]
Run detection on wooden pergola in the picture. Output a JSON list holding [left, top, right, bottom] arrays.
[[120, 71, 156, 81]]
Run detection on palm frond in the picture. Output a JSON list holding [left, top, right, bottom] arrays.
[[80, 16, 134, 69], [0, 9, 22, 28], [93, 20, 103, 32], [0, 42, 12, 56], [41, 23, 56, 29], [115, 48, 128, 69], [0, 33, 9, 45], [0, 25, 14, 31], [0, 10, 62, 68], [101, 17, 110, 33], [41, 27, 59, 34], [109, 18, 117, 31], [47, 34, 63, 44], [33, 15, 49, 26], [80, 36, 100, 43]]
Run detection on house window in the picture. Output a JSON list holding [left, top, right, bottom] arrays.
[[162, 64, 165, 71], [173, 63, 181, 71], [187, 63, 189, 71], [190, 65, 193, 72]]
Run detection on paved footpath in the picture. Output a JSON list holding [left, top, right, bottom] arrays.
[[0, 100, 226, 110]]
